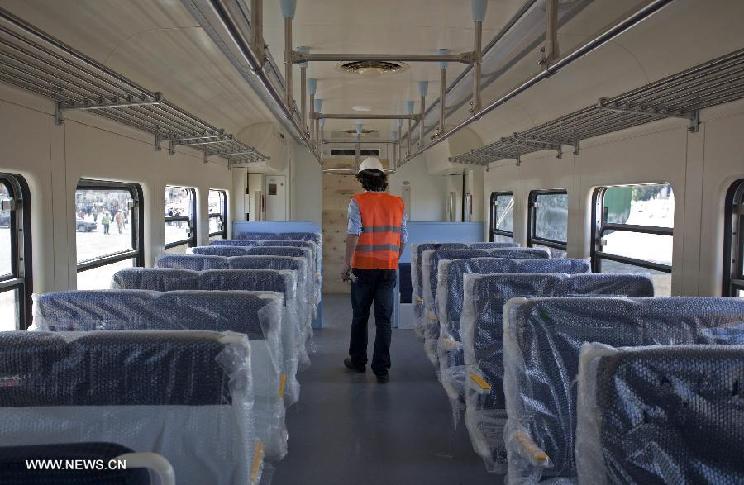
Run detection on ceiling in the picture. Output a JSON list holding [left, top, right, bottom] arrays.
[[261, 0, 528, 135]]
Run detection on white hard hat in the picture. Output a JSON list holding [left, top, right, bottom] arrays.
[[358, 157, 384, 173]]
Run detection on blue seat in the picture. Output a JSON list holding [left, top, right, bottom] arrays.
[[503, 297, 744, 483], [112, 267, 305, 404], [412, 243, 468, 338], [576, 344, 744, 484], [0, 442, 151, 485], [469, 242, 518, 250], [459, 273, 652, 473], [192, 246, 251, 257], [33, 290, 288, 460], [434, 259, 591, 415], [156, 255, 227, 271], [0, 330, 263, 485]]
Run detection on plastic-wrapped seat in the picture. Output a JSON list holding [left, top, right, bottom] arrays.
[[459, 274, 652, 473], [502, 297, 744, 483], [0, 330, 265, 485], [156, 254, 227, 271], [469, 242, 518, 250], [423, 247, 551, 367], [192, 245, 253, 257], [0, 442, 170, 484], [112, 267, 304, 403], [411, 243, 468, 338], [33, 290, 288, 461], [576, 344, 744, 485], [435, 259, 591, 413]]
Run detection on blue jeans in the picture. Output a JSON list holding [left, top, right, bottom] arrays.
[[349, 269, 396, 374]]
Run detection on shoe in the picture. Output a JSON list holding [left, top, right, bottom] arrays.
[[344, 358, 365, 373], [375, 372, 390, 383]]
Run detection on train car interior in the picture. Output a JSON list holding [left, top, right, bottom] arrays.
[[0, 0, 742, 484]]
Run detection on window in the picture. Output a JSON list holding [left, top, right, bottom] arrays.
[[528, 190, 568, 258], [75, 180, 144, 290], [208, 189, 228, 241], [0, 174, 32, 330], [724, 180, 744, 297], [489, 192, 514, 243], [592, 183, 674, 296], [165, 186, 197, 253]]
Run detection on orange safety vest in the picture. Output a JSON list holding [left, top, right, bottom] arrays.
[[351, 192, 405, 270]]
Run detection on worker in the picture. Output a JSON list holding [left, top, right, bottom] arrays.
[[341, 157, 407, 383]]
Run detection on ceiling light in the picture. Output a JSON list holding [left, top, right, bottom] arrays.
[[338, 60, 409, 77], [352, 106, 372, 112]]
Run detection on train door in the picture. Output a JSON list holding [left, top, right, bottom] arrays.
[[265, 175, 287, 221]]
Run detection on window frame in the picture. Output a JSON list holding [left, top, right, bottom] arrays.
[[208, 189, 228, 240], [75, 179, 145, 273], [724, 179, 744, 296], [590, 185, 673, 274], [527, 189, 568, 252], [489, 191, 514, 242], [0, 174, 32, 329], [164, 186, 197, 250]]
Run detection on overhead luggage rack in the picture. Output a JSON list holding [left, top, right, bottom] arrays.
[[452, 47, 744, 165], [0, 7, 268, 165]]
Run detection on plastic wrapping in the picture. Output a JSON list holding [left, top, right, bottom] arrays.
[[502, 297, 744, 484], [434, 259, 591, 415], [459, 274, 651, 474], [575, 344, 744, 485], [156, 254, 228, 270], [33, 289, 289, 460], [0, 329, 265, 485], [422, 249, 490, 366], [411, 243, 468, 339], [469, 242, 519, 250], [113, 267, 304, 404], [193, 245, 255, 257]]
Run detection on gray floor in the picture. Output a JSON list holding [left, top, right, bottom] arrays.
[[272, 294, 502, 485]]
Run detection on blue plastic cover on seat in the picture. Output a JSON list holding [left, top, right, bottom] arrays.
[[469, 242, 518, 250], [110, 268, 200, 292], [0, 442, 150, 485], [458, 274, 652, 473], [576, 344, 744, 485], [411, 243, 468, 338], [0, 330, 263, 485], [502, 297, 744, 483], [192, 246, 252, 257], [156, 255, 228, 270]]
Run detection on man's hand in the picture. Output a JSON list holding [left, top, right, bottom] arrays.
[[340, 265, 352, 282]]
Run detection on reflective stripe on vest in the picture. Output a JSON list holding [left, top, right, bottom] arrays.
[[351, 192, 405, 270]]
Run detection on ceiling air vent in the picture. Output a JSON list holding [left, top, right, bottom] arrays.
[[330, 149, 380, 156], [337, 60, 408, 76]]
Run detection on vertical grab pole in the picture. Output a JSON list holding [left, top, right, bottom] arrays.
[[405, 100, 414, 158], [307, 78, 317, 139], [297, 46, 309, 133], [438, 49, 448, 136], [314, 98, 323, 149], [280, 0, 298, 109], [418, 81, 428, 148], [471, 0, 487, 112], [395, 119, 403, 165]]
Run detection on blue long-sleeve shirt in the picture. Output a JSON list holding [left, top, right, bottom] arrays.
[[347, 198, 408, 244]]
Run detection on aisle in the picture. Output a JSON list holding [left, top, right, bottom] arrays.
[[272, 294, 501, 485]]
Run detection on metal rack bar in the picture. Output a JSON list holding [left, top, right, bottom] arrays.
[[0, 6, 268, 162], [451, 47, 744, 165]]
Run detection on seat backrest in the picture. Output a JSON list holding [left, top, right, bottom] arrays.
[[412, 243, 468, 296], [235, 232, 321, 245], [0, 330, 259, 485], [193, 246, 251, 257], [438, 258, 591, 339], [469, 242, 518, 250], [112, 267, 201, 291], [503, 297, 744, 482], [113, 268, 296, 306], [33, 290, 282, 341], [576, 344, 744, 485], [423, 249, 491, 302], [156, 254, 228, 270]]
